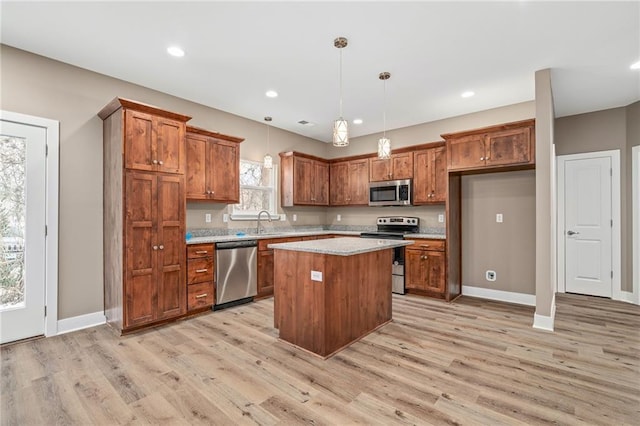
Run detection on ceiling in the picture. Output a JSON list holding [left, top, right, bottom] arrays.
[[1, 1, 639, 142]]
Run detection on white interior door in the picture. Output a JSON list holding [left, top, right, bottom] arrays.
[[0, 120, 47, 344], [564, 156, 612, 297]]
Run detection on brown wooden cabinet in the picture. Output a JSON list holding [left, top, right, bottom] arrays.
[[186, 244, 215, 311], [280, 152, 329, 206], [99, 98, 191, 334], [329, 158, 369, 206], [413, 145, 446, 204], [405, 239, 446, 297], [369, 152, 414, 182], [443, 119, 535, 172], [186, 126, 244, 203]]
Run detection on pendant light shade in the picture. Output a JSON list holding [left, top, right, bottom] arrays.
[[333, 37, 349, 147], [378, 71, 392, 159], [263, 116, 273, 169]]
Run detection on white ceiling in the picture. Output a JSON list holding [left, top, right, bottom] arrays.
[[1, 1, 639, 142]]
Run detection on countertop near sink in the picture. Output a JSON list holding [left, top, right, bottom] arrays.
[[186, 230, 363, 245]]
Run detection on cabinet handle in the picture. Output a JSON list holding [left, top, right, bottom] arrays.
[[158, 160, 164, 165], [195, 250, 208, 254], [159, 245, 164, 250], [153, 245, 158, 250], [420, 244, 430, 248], [152, 159, 158, 165], [195, 293, 208, 299], [195, 269, 208, 273]]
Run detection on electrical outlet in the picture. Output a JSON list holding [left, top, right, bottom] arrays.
[[205, 213, 212, 223], [496, 213, 503, 223], [438, 214, 444, 223], [311, 270, 323, 282], [337, 214, 341, 222], [486, 270, 496, 281], [292, 214, 297, 222], [222, 214, 228, 223], [280, 214, 286, 221]]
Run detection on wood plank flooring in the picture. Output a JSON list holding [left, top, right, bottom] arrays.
[[2, 293, 639, 425]]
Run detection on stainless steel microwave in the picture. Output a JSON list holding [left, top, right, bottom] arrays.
[[368, 179, 412, 206]]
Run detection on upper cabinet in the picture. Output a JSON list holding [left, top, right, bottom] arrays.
[[330, 158, 369, 206], [99, 98, 190, 175], [443, 119, 535, 172], [413, 144, 446, 204], [185, 126, 244, 203], [280, 152, 329, 206], [369, 152, 414, 182]]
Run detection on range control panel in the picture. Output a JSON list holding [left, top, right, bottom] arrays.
[[376, 216, 420, 226]]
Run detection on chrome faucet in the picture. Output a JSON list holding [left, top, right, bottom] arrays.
[[257, 210, 272, 234]]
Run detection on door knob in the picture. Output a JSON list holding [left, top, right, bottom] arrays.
[[566, 230, 579, 236]]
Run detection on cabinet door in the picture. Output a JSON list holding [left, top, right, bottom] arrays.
[[424, 251, 446, 293], [156, 117, 185, 174], [156, 175, 186, 320], [404, 249, 427, 291], [431, 147, 447, 203], [348, 159, 370, 205], [185, 133, 208, 200], [293, 157, 314, 204], [313, 160, 329, 205], [447, 134, 486, 171], [257, 249, 275, 297], [329, 161, 349, 206], [391, 152, 414, 180], [125, 172, 157, 327], [124, 110, 155, 172], [209, 139, 240, 203], [369, 157, 391, 182], [412, 150, 431, 204], [485, 127, 532, 167]]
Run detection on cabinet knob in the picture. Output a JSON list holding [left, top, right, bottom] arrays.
[[153, 245, 158, 250], [480, 157, 484, 161], [158, 160, 164, 165], [159, 245, 164, 250], [152, 159, 158, 165]]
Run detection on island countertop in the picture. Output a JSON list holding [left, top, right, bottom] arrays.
[[268, 236, 413, 256]]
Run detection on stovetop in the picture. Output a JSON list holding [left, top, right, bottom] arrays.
[[360, 216, 420, 239]]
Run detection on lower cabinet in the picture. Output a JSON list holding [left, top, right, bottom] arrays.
[[405, 239, 446, 297], [186, 243, 215, 311]]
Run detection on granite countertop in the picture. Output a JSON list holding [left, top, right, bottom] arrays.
[[186, 230, 362, 245], [405, 233, 446, 240], [268, 237, 414, 256]]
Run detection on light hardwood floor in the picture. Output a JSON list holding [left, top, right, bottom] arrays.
[[2, 293, 639, 425]]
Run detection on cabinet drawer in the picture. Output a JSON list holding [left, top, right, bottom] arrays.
[[407, 239, 445, 252], [188, 282, 214, 310], [187, 244, 214, 259], [187, 258, 214, 284]]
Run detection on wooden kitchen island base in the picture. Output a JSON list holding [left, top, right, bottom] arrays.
[[273, 245, 394, 358]]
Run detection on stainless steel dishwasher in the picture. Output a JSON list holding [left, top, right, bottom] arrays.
[[215, 240, 258, 308]]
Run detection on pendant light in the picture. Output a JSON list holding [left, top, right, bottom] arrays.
[[263, 116, 273, 169], [333, 37, 349, 147], [378, 72, 391, 159]]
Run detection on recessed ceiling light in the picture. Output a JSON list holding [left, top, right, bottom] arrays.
[[167, 46, 185, 57], [461, 91, 475, 98], [631, 60, 640, 70], [353, 118, 363, 124], [266, 90, 278, 98]]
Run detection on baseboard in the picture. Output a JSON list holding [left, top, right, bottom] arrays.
[[462, 285, 536, 306], [57, 311, 106, 335], [533, 297, 556, 332], [618, 291, 638, 305]]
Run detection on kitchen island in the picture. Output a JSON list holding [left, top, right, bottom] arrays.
[[269, 237, 413, 358]]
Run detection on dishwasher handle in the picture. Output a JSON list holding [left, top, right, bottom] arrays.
[[216, 240, 258, 250]]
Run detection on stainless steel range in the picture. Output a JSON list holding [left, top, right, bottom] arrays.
[[360, 216, 419, 295]]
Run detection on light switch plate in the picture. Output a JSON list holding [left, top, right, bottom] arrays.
[[205, 213, 212, 223], [496, 213, 503, 223], [438, 214, 444, 223], [222, 214, 228, 223], [311, 270, 323, 282], [337, 214, 341, 222], [280, 214, 286, 221], [293, 214, 297, 222]]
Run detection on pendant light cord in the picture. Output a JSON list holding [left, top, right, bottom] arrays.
[[382, 77, 387, 139], [339, 48, 343, 118]]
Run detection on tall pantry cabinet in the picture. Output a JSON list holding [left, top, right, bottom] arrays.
[[98, 98, 191, 334]]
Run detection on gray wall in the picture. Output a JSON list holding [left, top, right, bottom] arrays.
[[461, 171, 536, 294], [0, 45, 324, 319], [555, 105, 633, 292]]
